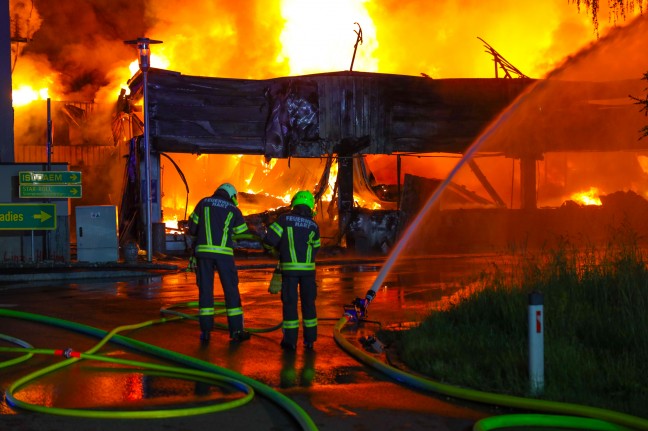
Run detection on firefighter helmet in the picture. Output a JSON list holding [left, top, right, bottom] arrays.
[[217, 183, 239, 206], [291, 190, 315, 210]]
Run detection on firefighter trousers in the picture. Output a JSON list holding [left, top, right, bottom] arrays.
[[196, 255, 244, 336], [281, 273, 317, 346]]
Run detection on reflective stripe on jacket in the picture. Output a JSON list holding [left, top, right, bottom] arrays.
[[189, 195, 248, 257], [263, 210, 320, 274]]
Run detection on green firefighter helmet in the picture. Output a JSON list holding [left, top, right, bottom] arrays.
[[291, 190, 315, 210], [217, 183, 239, 206]]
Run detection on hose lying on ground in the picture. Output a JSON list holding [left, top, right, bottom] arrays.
[[160, 300, 283, 333], [333, 316, 647, 431], [1, 315, 254, 419], [0, 308, 317, 430]]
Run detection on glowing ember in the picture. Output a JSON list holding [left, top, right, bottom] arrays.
[[570, 187, 602, 206], [164, 215, 179, 230], [128, 54, 170, 76]]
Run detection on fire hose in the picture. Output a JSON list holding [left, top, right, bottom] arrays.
[[0, 308, 317, 430], [160, 300, 283, 333], [334, 313, 647, 431]]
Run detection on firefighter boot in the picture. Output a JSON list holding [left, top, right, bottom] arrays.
[[200, 330, 211, 344], [280, 340, 296, 351], [230, 330, 251, 343]]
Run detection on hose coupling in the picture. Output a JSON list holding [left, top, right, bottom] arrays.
[[365, 289, 376, 304]]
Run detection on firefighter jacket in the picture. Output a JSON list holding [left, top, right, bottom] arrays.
[[264, 206, 321, 275], [189, 192, 249, 257]]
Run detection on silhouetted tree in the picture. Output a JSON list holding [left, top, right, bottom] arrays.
[[572, 1, 648, 138], [631, 73, 648, 138], [570, 0, 645, 36]]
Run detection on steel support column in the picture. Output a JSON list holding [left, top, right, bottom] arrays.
[[520, 156, 537, 209], [0, 0, 14, 163], [337, 156, 354, 241]]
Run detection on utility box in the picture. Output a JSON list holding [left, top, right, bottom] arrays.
[[76, 205, 118, 262]]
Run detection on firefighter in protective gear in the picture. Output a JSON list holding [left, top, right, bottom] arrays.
[[263, 190, 321, 350], [188, 182, 251, 343]]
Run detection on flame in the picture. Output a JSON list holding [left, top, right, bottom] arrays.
[[128, 54, 171, 77], [11, 58, 58, 107], [12, 85, 49, 107], [9, 0, 646, 232], [278, 0, 378, 74], [570, 187, 602, 206], [164, 214, 179, 230]]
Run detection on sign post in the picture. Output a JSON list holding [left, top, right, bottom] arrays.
[[19, 184, 82, 198], [18, 170, 83, 199], [0, 203, 56, 230], [19, 171, 82, 184]]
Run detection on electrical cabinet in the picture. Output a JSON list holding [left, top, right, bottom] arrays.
[[76, 205, 118, 262]]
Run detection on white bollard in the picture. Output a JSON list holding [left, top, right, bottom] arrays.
[[528, 290, 544, 395]]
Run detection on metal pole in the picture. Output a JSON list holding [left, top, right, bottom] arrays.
[[396, 154, 401, 211], [47, 98, 52, 170], [350, 22, 362, 72], [0, 0, 14, 163], [125, 37, 161, 263], [45, 98, 53, 260], [528, 290, 544, 395], [143, 69, 153, 262]]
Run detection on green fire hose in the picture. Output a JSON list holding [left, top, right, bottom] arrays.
[[0, 308, 317, 430], [333, 316, 647, 431]]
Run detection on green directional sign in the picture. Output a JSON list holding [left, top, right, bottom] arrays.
[[19, 184, 82, 198], [19, 171, 82, 184], [0, 204, 57, 230]]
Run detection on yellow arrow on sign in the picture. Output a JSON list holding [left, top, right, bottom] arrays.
[[71, 187, 79, 195], [33, 211, 52, 223], [69, 173, 78, 181]]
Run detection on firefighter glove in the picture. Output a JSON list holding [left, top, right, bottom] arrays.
[[186, 256, 197, 272], [268, 267, 282, 294]]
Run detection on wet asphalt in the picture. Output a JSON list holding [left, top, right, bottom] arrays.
[[0, 254, 504, 431]]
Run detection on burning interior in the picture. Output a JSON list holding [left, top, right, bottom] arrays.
[[112, 59, 648, 256], [8, 1, 648, 261]]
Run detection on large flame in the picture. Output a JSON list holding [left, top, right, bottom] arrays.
[[278, 0, 378, 74], [11, 0, 633, 105], [8, 0, 647, 232]]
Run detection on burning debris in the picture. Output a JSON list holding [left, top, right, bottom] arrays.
[[7, 1, 648, 263]]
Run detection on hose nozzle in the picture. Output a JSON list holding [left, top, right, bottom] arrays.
[[343, 289, 377, 322]]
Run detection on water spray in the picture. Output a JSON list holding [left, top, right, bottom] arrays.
[[344, 79, 546, 322]]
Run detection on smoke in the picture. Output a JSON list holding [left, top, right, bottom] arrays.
[[17, 0, 146, 101], [12, 0, 640, 105], [145, 0, 287, 79], [8, 0, 647, 226], [390, 12, 648, 263]]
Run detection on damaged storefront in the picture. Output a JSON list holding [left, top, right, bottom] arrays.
[[113, 69, 648, 256]]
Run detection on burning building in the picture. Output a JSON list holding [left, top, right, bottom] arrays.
[[114, 55, 648, 256], [4, 0, 648, 262]]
